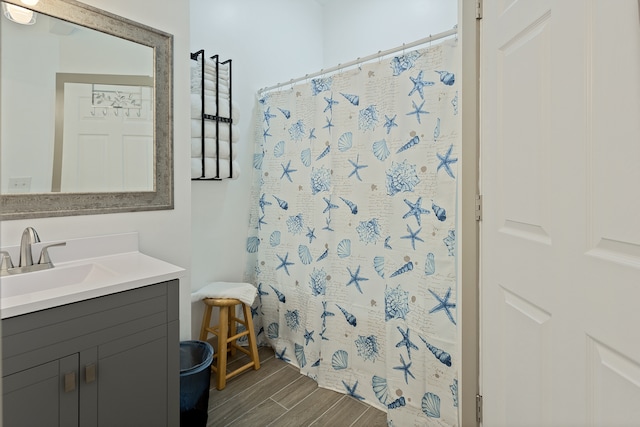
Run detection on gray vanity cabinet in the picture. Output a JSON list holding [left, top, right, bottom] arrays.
[[2, 280, 179, 427]]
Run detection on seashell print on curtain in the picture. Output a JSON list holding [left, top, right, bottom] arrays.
[[245, 39, 460, 426]]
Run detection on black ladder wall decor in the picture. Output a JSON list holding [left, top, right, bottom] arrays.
[[190, 50, 234, 180]]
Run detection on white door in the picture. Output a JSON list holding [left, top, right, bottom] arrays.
[[61, 83, 153, 192], [481, 0, 640, 426]]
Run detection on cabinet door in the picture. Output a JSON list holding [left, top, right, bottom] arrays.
[[97, 326, 167, 427], [3, 355, 79, 427]]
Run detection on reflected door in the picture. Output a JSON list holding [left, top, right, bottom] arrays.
[[481, 0, 640, 425], [60, 82, 153, 192]]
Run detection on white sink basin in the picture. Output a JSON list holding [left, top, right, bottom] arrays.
[[0, 233, 185, 319], [1, 262, 117, 299]]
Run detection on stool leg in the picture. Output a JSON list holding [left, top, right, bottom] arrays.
[[229, 305, 237, 357], [199, 304, 213, 341], [242, 303, 261, 371], [216, 305, 229, 390]]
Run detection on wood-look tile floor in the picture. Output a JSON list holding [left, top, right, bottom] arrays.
[[206, 346, 387, 427]]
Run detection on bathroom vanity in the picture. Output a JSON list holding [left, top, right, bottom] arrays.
[[1, 233, 184, 426]]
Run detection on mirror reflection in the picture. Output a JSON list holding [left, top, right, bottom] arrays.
[[1, 5, 154, 194], [53, 74, 154, 192]]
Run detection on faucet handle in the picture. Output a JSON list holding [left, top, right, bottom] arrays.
[[38, 242, 67, 266], [1, 251, 14, 272]]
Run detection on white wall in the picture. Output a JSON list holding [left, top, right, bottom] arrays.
[[0, 0, 194, 339], [188, 0, 457, 336], [1, 20, 59, 193], [320, 0, 458, 67], [189, 0, 325, 336]]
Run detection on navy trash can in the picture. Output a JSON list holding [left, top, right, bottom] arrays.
[[180, 340, 214, 427]]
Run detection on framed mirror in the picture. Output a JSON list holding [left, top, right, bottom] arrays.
[[0, 0, 173, 219]]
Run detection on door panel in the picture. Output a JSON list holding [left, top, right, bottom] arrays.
[[481, 0, 640, 426], [97, 327, 167, 427], [4, 361, 60, 427], [501, 287, 552, 426], [3, 355, 79, 427], [497, 10, 552, 243], [588, 1, 640, 263], [586, 337, 640, 426]]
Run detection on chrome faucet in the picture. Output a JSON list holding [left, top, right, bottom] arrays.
[[1, 228, 66, 276], [19, 226, 40, 267]]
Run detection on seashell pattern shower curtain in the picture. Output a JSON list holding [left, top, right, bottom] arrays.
[[245, 39, 460, 426]]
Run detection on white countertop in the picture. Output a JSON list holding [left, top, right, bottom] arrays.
[[0, 233, 185, 319]]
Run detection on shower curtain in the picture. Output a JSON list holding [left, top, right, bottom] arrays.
[[245, 39, 460, 426]]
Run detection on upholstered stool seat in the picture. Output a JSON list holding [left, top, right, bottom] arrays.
[[195, 282, 260, 390]]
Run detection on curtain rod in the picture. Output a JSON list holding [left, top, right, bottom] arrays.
[[259, 26, 457, 93]]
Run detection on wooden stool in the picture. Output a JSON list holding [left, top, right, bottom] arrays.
[[199, 298, 260, 390]]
